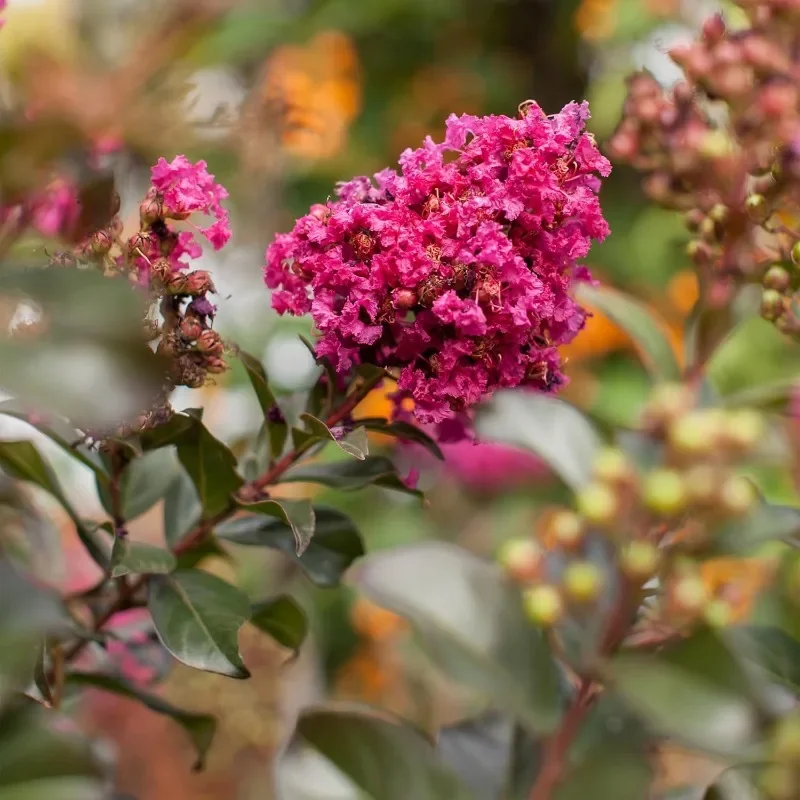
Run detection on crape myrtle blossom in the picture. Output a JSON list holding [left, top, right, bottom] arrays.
[[265, 101, 610, 430]]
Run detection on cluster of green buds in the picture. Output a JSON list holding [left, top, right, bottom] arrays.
[[498, 383, 767, 633]]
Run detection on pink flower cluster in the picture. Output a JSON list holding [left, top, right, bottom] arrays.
[[134, 155, 231, 277], [265, 101, 610, 426]]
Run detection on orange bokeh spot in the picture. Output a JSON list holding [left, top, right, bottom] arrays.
[[699, 556, 775, 622], [350, 597, 407, 643]]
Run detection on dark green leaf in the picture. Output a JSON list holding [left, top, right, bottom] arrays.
[[0, 705, 105, 795], [356, 418, 444, 460], [218, 507, 363, 587], [163, 469, 202, 548], [109, 538, 176, 578], [67, 672, 216, 770], [142, 413, 243, 517], [553, 738, 653, 800], [731, 626, 800, 691], [352, 542, 562, 734], [293, 414, 369, 460], [148, 570, 251, 678], [0, 440, 109, 567], [607, 628, 765, 756], [175, 537, 230, 570], [250, 595, 308, 653], [575, 283, 681, 382], [475, 392, 601, 491], [714, 502, 800, 553], [437, 712, 515, 800], [283, 456, 420, 495], [0, 403, 107, 482], [292, 707, 472, 799], [237, 350, 287, 458], [98, 448, 181, 522], [237, 497, 315, 555]]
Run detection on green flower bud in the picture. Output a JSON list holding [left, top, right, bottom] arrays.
[[745, 193, 769, 223], [592, 447, 631, 484], [523, 585, 564, 627], [643, 469, 687, 516], [497, 538, 543, 583], [575, 482, 619, 527], [761, 288, 786, 321], [719, 475, 757, 516], [763, 265, 791, 292], [548, 510, 585, 550], [620, 540, 661, 581], [563, 561, 603, 604]]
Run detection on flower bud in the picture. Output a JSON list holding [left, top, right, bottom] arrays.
[[722, 409, 764, 452], [149, 258, 172, 284], [205, 356, 228, 375], [497, 538, 543, 583], [90, 230, 113, 256], [575, 482, 619, 527], [563, 561, 603, 604], [592, 447, 632, 484], [547, 510, 585, 550], [195, 329, 222, 355], [620, 541, 661, 581], [184, 271, 215, 296], [763, 265, 791, 292], [708, 203, 729, 224], [761, 288, 786, 321], [702, 12, 726, 42], [703, 598, 732, 628], [140, 194, 164, 226], [745, 193, 769, 223], [719, 475, 757, 516], [180, 316, 204, 340], [684, 464, 720, 506], [792, 241, 800, 265], [643, 469, 687, 516], [523, 585, 564, 627], [165, 273, 188, 295], [699, 130, 733, 160], [643, 383, 694, 430], [668, 410, 719, 457], [670, 574, 709, 616], [392, 288, 418, 310]]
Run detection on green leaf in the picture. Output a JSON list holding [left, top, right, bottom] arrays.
[[162, 469, 202, 547], [283, 456, 420, 495], [109, 538, 176, 578], [98, 448, 182, 522], [575, 283, 682, 383], [67, 672, 216, 770], [0, 706, 105, 795], [475, 391, 602, 491], [237, 498, 315, 555], [0, 440, 109, 567], [218, 507, 364, 588], [356, 418, 444, 460], [607, 628, 765, 756], [290, 707, 473, 800], [250, 595, 308, 653], [731, 626, 800, 691], [437, 712, 519, 800], [351, 542, 562, 734], [714, 502, 800, 553], [293, 414, 369, 460], [0, 267, 165, 429], [148, 570, 251, 678], [237, 349, 287, 458], [142, 413, 243, 517], [176, 537, 230, 570], [0, 403, 107, 482], [553, 738, 653, 800]]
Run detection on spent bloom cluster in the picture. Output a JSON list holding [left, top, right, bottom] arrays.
[[266, 101, 610, 428]]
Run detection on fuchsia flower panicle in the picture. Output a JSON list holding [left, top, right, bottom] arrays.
[[265, 101, 611, 432]]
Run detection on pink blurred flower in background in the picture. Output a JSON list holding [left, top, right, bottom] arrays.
[[440, 439, 548, 492]]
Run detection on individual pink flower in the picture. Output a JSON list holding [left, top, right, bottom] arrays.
[[440, 439, 549, 492], [265, 101, 610, 434], [150, 155, 231, 250]]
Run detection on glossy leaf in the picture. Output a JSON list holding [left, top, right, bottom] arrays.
[[109, 538, 176, 578], [475, 391, 601, 491], [0, 403, 107, 482], [163, 469, 203, 548], [283, 456, 420, 495], [575, 283, 681, 382], [437, 712, 520, 800], [67, 672, 216, 770], [608, 628, 764, 756], [553, 739, 653, 800], [237, 349, 287, 458], [356, 418, 444, 460], [237, 498, 315, 555], [143, 413, 243, 518], [294, 414, 369, 460], [218, 507, 364, 588], [98, 448, 182, 522], [0, 440, 109, 567], [352, 542, 562, 733], [292, 707, 472, 800], [250, 595, 308, 653], [148, 570, 251, 678]]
